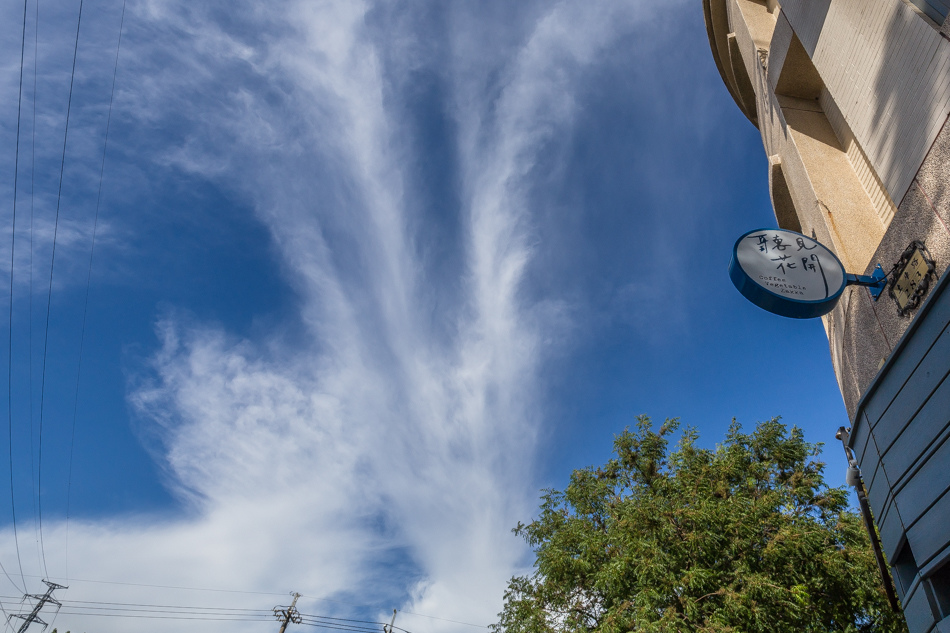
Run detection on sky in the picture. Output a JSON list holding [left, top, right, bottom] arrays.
[[0, 1, 853, 632]]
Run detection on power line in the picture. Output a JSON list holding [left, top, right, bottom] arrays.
[[0, 598, 406, 630], [6, 0, 32, 598], [0, 593, 479, 633], [28, 0, 43, 585], [298, 620, 386, 633], [65, 0, 128, 585], [27, 575, 289, 596], [12, 575, 491, 629], [299, 612, 408, 630], [45, 599, 270, 612], [297, 595, 490, 628], [8, 579, 64, 633], [37, 0, 85, 583], [45, 612, 272, 622]]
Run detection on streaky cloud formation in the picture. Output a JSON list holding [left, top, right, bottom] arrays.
[[0, 1, 675, 631]]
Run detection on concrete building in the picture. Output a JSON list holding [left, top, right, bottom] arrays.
[[703, 0, 950, 630]]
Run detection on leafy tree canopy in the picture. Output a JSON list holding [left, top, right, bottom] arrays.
[[494, 417, 906, 633]]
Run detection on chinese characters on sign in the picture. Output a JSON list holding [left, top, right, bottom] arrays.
[[730, 228, 847, 319]]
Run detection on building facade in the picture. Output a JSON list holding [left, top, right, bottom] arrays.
[[703, 0, 950, 630]]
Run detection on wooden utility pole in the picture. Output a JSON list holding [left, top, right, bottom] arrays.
[[274, 592, 302, 633]]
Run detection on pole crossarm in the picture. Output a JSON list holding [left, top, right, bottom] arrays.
[[275, 592, 302, 633], [8, 579, 67, 633]]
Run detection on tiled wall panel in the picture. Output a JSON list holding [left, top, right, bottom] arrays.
[[790, 0, 950, 204]]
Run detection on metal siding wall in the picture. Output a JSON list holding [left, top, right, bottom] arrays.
[[852, 269, 950, 631], [904, 586, 937, 633], [883, 370, 950, 485]]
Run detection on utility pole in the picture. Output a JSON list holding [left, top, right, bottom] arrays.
[[274, 592, 302, 633], [9, 579, 67, 633], [384, 609, 397, 633]]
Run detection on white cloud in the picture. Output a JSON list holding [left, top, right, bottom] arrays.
[[0, 1, 668, 631]]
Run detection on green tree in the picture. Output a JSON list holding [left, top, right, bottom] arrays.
[[494, 417, 906, 633]]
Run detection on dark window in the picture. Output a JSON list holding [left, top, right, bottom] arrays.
[[892, 542, 920, 595], [927, 560, 950, 620]]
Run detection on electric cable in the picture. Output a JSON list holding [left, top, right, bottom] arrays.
[[298, 612, 410, 630], [8, 575, 491, 628], [297, 620, 388, 633], [0, 598, 270, 615], [37, 612, 272, 622], [5, 0, 32, 596], [0, 596, 435, 633], [28, 0, 44, 581], [298, 619, 386, 633], [64, 0, 127, 585], [298, 594, 490, 628], [37, 0, 85, 583], [44, 598, 271, 612]]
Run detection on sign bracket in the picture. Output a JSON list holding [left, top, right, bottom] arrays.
[[845, 264, 887, 301]]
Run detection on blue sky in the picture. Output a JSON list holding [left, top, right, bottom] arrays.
[[0, 1, 850, 631]]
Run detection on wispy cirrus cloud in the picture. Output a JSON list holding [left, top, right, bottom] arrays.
[[0, 0, 669, 631]]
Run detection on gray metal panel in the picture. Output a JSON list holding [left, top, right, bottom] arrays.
[[905, 583, 938, 633], [915, 0, 949, 24], [873, 326, 950, 451], [897, 436, 950, 531], [880, 499, 908, 564], [866, 455, 888, 518], [907, 489, 950, 566], [936, 616, 950, 633], [862, 303, 950, 428], [852, 409, 874, 464], [922, 546, 950, 578], [883, 373, 950, 486], [869, 462, 894, 519]]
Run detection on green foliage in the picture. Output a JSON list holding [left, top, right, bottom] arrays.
[[494, 417, 907, 633]]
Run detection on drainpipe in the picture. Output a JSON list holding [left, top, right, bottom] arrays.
[[836, 426, 901, 612]]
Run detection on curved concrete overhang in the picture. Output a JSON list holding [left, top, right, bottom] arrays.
[[703, 0, 760, 128]]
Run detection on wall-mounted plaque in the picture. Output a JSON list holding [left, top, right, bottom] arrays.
[[889, 241, 935, 316]]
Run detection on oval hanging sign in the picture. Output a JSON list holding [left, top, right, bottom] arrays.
[[729, 228, 846, 319]]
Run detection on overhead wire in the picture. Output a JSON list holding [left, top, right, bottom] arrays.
[[6, 5, 491, 632], [298, 612, 409, 630], [297, 594, 490, 628], [0, 592, 454, 633], [5, 0, 33, 597], [9, 574, 491, 628], [299, 620, 384, 632], [37, 0, 85, 583], [0, 597, 398, 629], [65, 0, 128, 585], [28, 0, 44, 582], [0, 592, 472, 633]]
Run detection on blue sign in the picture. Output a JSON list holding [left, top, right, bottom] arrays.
[[729, 228, 846, 319]]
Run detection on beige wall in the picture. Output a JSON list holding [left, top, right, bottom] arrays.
[[704, 0, 950, 415]]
